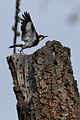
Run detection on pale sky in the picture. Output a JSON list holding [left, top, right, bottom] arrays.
[[0, 0, 80, 120]]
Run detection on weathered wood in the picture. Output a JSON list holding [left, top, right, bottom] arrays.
[[7, 40, 80, 120]]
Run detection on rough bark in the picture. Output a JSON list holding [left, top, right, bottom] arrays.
[[7, 40, 80, 120]]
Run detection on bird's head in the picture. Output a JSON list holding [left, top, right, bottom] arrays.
[[38, 35, 48, 41]]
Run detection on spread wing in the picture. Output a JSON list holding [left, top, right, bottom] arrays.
[[21, 11, 38, 42]]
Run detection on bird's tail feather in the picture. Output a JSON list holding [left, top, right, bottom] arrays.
[[9, 44, 22, 48]]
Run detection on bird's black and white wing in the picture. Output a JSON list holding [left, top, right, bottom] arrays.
[[21, 11, 38, 42]]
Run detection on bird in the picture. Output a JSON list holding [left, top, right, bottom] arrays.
[[9, 11, 48, 53]]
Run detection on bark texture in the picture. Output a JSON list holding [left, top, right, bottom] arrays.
[[7, 40, 80, 120]]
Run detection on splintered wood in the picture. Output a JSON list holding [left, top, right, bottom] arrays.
[[7, 40, 80, 120]]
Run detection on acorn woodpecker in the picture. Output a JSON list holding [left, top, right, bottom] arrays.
[[9, 11, 48, 52]]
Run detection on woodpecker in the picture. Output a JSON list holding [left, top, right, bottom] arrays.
[[9, 11, 48, 52]]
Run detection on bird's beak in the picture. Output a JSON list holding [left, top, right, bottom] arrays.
[[44, 35, 48, 38]]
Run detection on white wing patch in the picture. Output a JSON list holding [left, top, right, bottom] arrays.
[[26, 22, 32, 31]]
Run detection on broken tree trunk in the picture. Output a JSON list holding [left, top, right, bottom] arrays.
[[7, 40, 80, 120]]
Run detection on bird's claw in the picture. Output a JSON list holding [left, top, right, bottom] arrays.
[[18, 49, 25, 55]]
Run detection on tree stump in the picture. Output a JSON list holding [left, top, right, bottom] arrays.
[[7, 40, 80, 120]]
